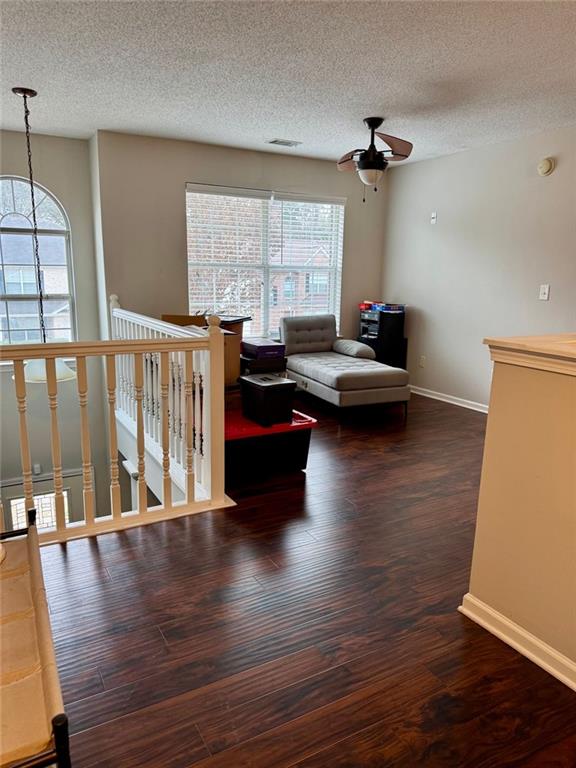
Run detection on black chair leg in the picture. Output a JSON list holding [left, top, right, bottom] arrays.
[[53, 714, 71, 768]]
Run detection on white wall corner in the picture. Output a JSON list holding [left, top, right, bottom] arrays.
[[89, 132, 110, 341]]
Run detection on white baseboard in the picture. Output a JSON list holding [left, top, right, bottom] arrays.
[[410, 385, 488, 414], [459, 593, 576, 692]]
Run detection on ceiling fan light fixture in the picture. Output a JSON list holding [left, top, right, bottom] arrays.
[[357, 168, 384, 187], [336, 118, 413, 197]]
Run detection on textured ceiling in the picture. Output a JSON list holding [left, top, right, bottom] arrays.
[[1, 1, 575, 162]]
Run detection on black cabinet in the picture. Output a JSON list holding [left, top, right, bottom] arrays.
[[357, 310, 407, 369]]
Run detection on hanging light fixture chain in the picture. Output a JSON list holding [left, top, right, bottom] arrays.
[[21, 92, 47, 344]]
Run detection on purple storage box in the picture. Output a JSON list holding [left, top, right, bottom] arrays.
[[241, 338, 286, 359]]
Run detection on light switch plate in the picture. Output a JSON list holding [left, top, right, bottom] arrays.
[[539, 284, 550, 301], [430, 211, 437, 224]]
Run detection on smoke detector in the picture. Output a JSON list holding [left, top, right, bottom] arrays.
[[537, 157, 556, 177]]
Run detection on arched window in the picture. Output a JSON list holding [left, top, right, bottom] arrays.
[[0, 176, 75, 343]]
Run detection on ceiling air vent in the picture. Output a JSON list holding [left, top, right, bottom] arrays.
[[267, 138, 302, 147]]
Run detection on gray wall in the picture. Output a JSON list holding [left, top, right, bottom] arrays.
[[0, 130, 110, 517], [92, 130, 386, 339], [382, 124, 576, 406]]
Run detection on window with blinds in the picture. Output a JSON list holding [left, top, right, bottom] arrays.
[[186, 185, 345, 337]]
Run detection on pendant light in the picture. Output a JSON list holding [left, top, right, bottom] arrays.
[[12, 87, 76, 383]]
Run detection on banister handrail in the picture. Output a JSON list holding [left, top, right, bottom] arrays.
[[0, 337, 210, 362], [112, 308, 208, 339]]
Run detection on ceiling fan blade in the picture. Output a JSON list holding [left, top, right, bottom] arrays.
[[337, 149, 360, 171], [376, 132, 413, 160], [337, 158, 356, 171]]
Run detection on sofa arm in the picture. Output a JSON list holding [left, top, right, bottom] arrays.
[[332, 339, 376, 359]]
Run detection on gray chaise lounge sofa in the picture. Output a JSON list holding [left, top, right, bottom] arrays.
[[279, 314, 410, 408]]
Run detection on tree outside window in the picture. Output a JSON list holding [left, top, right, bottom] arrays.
[[186, 187, 344, 338]]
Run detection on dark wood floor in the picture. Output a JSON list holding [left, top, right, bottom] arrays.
[[41, 395, 576, 767]]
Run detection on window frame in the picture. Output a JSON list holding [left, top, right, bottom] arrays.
[[185, 184, 346, 338], [0, 175, 77, 345], [9, 488, 71, 532]]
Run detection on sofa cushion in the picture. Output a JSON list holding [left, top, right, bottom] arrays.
[[332, 339, 376, 359], [287, 352, 409, 391], [280, 315, 337, 356]]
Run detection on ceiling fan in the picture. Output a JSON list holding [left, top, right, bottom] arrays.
[[337, 117, 413, 191]]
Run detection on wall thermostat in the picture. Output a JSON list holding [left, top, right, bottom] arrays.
[[537, 157, 556, 177]]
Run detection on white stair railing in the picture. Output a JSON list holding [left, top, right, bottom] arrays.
[[109, 297, 216, 496], [0, 302, 228, 544]]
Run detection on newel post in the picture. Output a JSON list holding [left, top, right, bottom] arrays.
[[109, 294, 120, 339], [207, 316, 225, 505]]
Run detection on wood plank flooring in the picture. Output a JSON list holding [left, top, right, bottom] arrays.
[[41, 394, 576, 767]]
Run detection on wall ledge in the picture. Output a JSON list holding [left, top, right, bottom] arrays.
[[459, 593, 576, 692], [489, 348, 576, 377], [409, 386, 488, 414]]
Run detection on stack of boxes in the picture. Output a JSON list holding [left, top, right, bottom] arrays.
[[240, 338, 287, 376], [239, 338, 295, 426]]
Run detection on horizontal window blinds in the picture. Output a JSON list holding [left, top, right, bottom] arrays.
[[186, 188, 345, 337]]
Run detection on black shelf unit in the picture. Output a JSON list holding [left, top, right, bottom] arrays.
[[357, 309, 407, 369]]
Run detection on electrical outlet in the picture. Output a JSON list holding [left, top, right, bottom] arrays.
[[539, 284, 550, 301], [33, 463, 42, 475], [419, 355, 426, 368]]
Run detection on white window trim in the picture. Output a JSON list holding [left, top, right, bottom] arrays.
[[0, 175, 77, 344]]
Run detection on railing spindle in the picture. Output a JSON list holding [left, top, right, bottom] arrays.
[[133, 353, 147, 513], [144, 351, 151, 436], [160, 352, 172, 508], [105, 355, 122, 520], [122, 320, 129, 414], [194, 368, 202, 484], [179, 352, 185, 466], [129, 349, 135, 421], [173, 356, 181, 462], [76, 356, 95, 526], [45, 358, 66, 531], [154, 338, 160, 443], [169, 357, 176, 458], [13, 360, 35, 514], [184, 350, 195, 502]]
